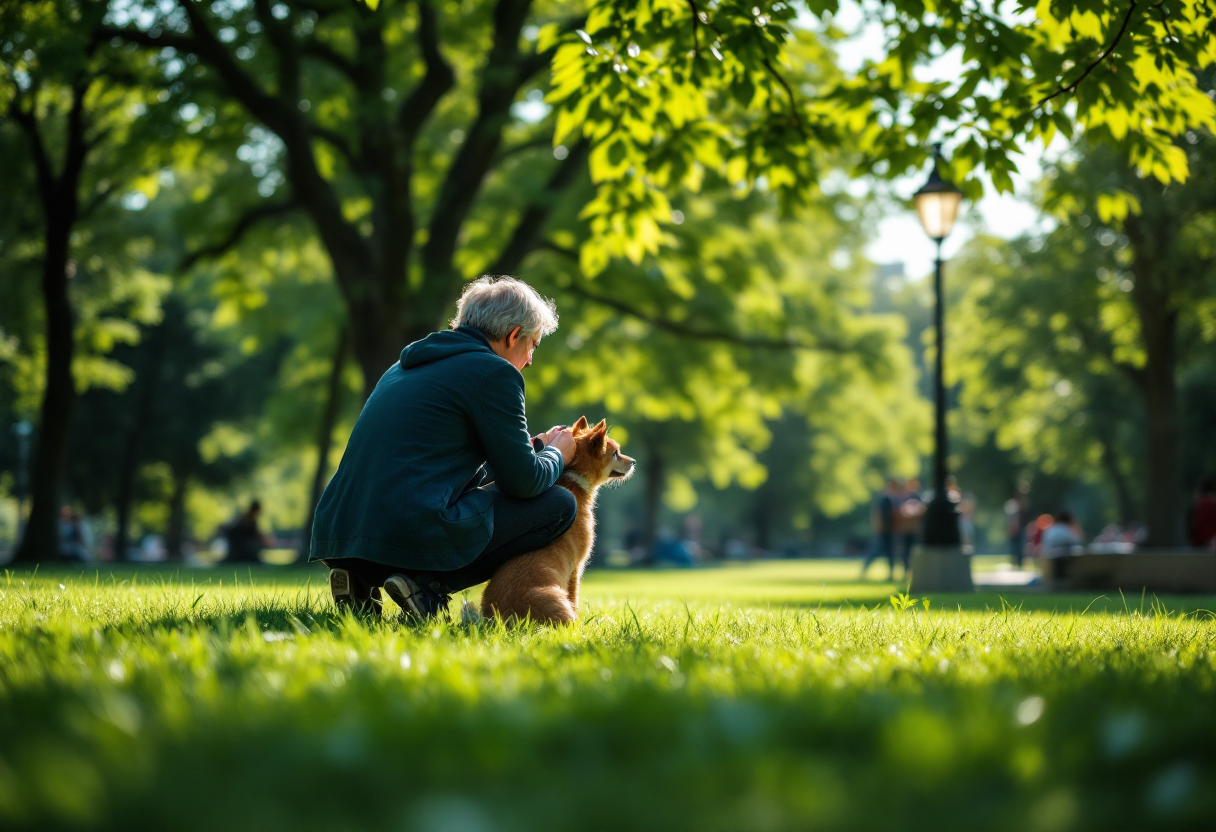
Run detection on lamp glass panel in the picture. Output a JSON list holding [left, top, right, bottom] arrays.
[[914, 190, 962, 240]]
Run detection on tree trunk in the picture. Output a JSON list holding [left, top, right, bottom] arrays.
[[13, 222, 75, 563], [299, 328, 350, 560], [1140, 309, 1183, 546], [1097, 433, 1137, 527], [640, 439, 665, 563], [349, 301, 409, 400], [165, 468, 189, 561], [113, 426, 140, 562], [1125, 200, 1184, 548], [346, 291, 452, 401], [753, 483, 773, 552], [113, 343, 162, 561], [11, 82, 90, 563]]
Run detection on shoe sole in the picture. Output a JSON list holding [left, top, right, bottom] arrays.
[[329, 568, 382, 618], [383, 574, 427, 619]]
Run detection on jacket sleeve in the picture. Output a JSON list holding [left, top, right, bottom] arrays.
[[470, 364, 564, 498]]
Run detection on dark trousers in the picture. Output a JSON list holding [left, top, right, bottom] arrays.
[[324, 485, 577, 594], [1010, 530, 1026, 568], [899, 533, 916, 571], [862, 532, 896, 575]]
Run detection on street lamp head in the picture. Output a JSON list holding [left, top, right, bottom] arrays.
[[913, 145, 963, 243]]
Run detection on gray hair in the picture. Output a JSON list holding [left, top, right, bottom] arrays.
[[451, 275, 559, 341]]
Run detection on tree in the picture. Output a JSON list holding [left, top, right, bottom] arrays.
[[0, 0, 173, 561], [65, 296, 287, 559], [106, 0, 592, 396], [952, 129, 1216, 545], [1056, 137, 1216, 545], [108, 0, 1215, 401]]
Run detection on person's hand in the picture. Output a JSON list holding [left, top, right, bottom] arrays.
[[535, 425, 567, 446], [547, 427, 576, 466]]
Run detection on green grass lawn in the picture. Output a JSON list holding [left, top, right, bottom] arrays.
[[1, 560, 1213, 832]]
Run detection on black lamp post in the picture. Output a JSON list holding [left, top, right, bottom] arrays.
[[912, 144, 964, 547]]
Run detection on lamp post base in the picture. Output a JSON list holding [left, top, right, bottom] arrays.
[[921, 496, 961, 546], [909, 544, 974, 594]]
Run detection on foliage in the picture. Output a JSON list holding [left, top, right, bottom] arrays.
[[549, 0, 1216, 274], [0, 0, 174, 414], [951, 132, 1216, 534], [1, 561, 1214, 830], [516, 183, 929, 537]]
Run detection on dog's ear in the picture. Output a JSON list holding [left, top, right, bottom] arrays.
[[586, 421, 607, 451], [572, 415, 589, 433]]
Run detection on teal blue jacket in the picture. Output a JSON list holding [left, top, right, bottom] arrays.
[[309, 327, 564, 571]]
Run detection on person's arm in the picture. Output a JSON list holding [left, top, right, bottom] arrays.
[[470, 365, 564, 499]]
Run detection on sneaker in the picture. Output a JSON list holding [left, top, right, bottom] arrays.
[[328, 568, 383, 618], [383, 573, 451, 621]]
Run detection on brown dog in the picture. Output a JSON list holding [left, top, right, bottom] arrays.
[[480, 417, 635, 625]]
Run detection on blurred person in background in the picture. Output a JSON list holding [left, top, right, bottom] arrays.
[[1004, 488, 1030, 568], [1040, 510, 1082, 557], [1028, 513, 1054, 561], [944, 474, 962, 504], [58, 505, 91, 562], [1187, 477, 1216, 550], [226, 499, 270, 563], [959, 495, 977, 549], [861, 478, 900, 580], [894, 479, 924, 578]]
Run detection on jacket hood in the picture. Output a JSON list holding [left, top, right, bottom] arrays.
[[399, 326, 497, 370]]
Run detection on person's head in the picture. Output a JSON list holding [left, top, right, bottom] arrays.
[[248, 499, 261, 516], [1055, 510, 1073, 525], [60, 505, 73, 520], [452, 275, 559, 370]]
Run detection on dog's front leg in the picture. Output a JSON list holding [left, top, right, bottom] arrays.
[[567, 555, 592, 613], [566, 569, 580, 612]]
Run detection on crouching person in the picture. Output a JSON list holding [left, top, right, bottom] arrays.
[[310, 276, 577, 619]]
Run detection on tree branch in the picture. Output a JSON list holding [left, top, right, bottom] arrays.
[[566, 282, 849, 352], [421, 0, 546, 299], [62, 79, 92, 195], [165, 1, 371, 283], [300, 39, 358, 81], [1154, 0, 1178, 42], [80, 179, 121, 220], [253, 0, 301, 102], [685, 0, 701, 59], [398, 0, 455, 145], [179, 198, 299, 272], [540, 243, 849, 353], [1069, 315, 1146, 389], [489, 141, 589, 274], [686, 0, 801, 126], [1034, 1, 1140, 109], [496, 135, 555, 162], [7, 92, 57, 205], [311, 124, 360, 171]]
